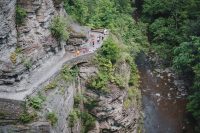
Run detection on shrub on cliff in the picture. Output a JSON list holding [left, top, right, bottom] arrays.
[[50, 16, 69, 41], [99, 38, 120, 64], [16, 5, 27, 25], [47, 112, 58, 126]]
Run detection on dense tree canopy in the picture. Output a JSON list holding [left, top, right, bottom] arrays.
[[64, 0, 148, 47], [141, 0, 200, 131]]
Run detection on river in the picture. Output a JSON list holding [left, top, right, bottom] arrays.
[[136, 53, 193, 133]]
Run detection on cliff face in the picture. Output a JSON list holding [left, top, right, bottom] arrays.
[[78, 62, 142, 133], [0, 0, 66, 87], [0, 1, 142, 133], [0, 0, 83, 132], [0, 0, 17, 84]]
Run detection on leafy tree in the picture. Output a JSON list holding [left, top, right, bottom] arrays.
[[99, 38, 120, 64], [173, 37, 200, 73]]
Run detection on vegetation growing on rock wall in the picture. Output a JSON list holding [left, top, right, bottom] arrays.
[[23, 59, 32, 70], [47, 112, 58, 126], [45, 80, 57, 91], [68, 109, 95, 133], [61, 65, 78, 81], [80, 111, 96, 133], [50, 16, 69, 41], [19, 111, 37, 123], [74, 93, 83, 107], [64, 0, 144, 132], [28, 94, 45, 109], [64, 0, 148, 47], [16, 5, 27, 25], [68, 109, 79, 128], [10, 52, 17, 64]]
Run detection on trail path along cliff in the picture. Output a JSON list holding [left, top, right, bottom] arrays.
[[0, 30, 108, 101]]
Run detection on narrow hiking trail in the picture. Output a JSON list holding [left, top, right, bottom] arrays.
[[137, 53, 192, 133], [0, 30, 108, 101]]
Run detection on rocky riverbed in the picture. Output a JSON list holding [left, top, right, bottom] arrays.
[[137, 53, 193, 133]]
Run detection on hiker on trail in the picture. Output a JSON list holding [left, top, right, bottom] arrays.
[[104, 29, 107, 35], [92, 39, 95, 47], [102, 34, 104, 40], [74, 50, 80, 56], [77, 50, 80, 56], [97, 36, 100, 43]]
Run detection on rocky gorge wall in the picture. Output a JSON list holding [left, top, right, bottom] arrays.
[[0, 0, 142, 133], [0, 0, 67, 86], [75, 60, 142, 132], [0, 0, 86, 132]]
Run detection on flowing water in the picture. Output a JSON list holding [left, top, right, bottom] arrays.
[[136, 53, 192, 133]]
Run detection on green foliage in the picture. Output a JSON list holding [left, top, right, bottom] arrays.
[[124, 98, 132, 109], [99, 38, 120, 64], [129, 63, 140, 87], [68, 109, 95, 133], [50, 16, 69, 41], [16, 5, 27, 25], [113, 75, 126, 89], [87, 72, 109, 92], [80, 111, 95, 133], [61, 66, 78, 81], [45, 81, 57, 91], [141, 0, 200, 63], [68, 109, 79, 127], [74, 93, 83, 107], [15, 47, 23, 54], [84, 96, 98, 111], [19, 112, 36, 123], [28, 94, 45, 109], [186, 64, 200, 124], [23, 59, 32, 70], [64, 0, 147, 47], [124, 87, 141, 109], [141, 0, 200, 129], [187, 93, 200, 119], [47, 112, 58, 126], [173, 37, 200, 73]]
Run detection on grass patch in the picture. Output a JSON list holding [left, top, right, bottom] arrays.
[[61, 66, 78, 81], [124, 87, 141, 109], [68, 109, 80, 127], [124, 98, 132, 109], [81, 111, 96, 133], [19, 112, 37, 123], [16, 5, 27, 25], [68, 109, 95, 133], [28, 94, 45, 110], [45, 80, 57, 91], [47, 112, 58, 126], [23, 59, 32, 70], [113, 75, 126, 89], [74, 93, 84, 107]]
